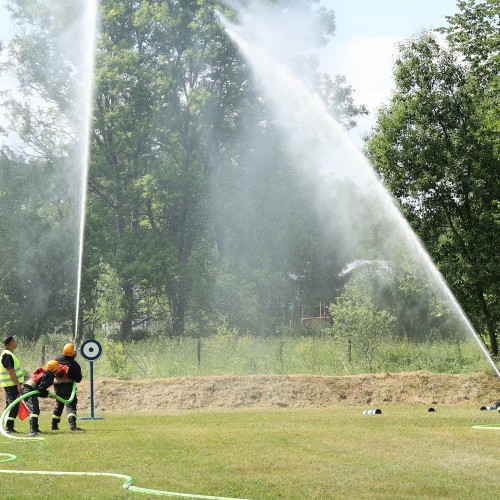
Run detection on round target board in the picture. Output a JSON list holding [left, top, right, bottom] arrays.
[[80, 339, 103, 361]]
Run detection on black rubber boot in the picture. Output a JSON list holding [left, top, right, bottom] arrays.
[[51, 418, 60, 431], [69, 415, 84, 431], [5, 419, 20, 434], [28, 417, 38, 437]]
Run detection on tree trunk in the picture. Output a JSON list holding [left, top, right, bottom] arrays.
[[477, 287, 498, 356], [169, 293, 185, 338], [120, 280, 135, 341]]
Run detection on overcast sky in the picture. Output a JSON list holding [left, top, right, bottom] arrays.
[[0, 0, 461, 143]]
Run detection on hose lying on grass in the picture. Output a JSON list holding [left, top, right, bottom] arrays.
[[0, 386, 249, 499], [0, 383, 77, 440]]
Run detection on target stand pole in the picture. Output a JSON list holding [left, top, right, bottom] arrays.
[[90, 361, 95, 418], [80, 340, 104, 421]]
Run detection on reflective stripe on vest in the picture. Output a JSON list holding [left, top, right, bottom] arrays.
[[0, 349, 25, 387]]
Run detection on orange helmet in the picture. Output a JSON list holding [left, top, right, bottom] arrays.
[[63, 343, 75, 356], [46, 360, 59, 373]]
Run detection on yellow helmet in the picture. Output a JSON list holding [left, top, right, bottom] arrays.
[[63, 343, 75, 356], [46, 360, 59, 373]]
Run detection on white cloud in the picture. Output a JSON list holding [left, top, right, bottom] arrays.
[[319, 34, 403, 144], [323, 34, 400, 113]]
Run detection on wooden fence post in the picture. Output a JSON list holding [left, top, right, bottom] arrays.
[[197, 339, 201, 367], [40, 345, 46, 367]]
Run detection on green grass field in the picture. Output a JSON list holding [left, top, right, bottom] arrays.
[[1, 405, 499, 499]]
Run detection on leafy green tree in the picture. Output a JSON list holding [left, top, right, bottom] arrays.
[[90, 262, 124, 328], [443, 0, 499, 80], [328, 283, 395, 371], [1, 0, 370, 341], [0, 155, 83, 340], [366, 23, 499, 355], [88, 0, 249, 338], [0, 0, 94, 340], [339, 253, 462, 342], [318, 74, 368, 129], [88, 0, 366, 338]]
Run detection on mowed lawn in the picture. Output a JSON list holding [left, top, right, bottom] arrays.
[[1, 405, 499, 499]]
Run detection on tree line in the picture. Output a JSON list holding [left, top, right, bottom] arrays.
[[0, 0, 498, 357]]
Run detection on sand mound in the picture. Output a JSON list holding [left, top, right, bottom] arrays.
[[40, 371, 499, 413]]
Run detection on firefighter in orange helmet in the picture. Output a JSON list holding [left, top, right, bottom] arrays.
[[22, 360, 59, 437], [51, 342, 83, 431]]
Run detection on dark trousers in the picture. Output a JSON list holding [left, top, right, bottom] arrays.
[[4, 386, 20, 418], [53, 383, 78, 417], [22, 385, 41, 416]]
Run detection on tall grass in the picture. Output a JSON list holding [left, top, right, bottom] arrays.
[[16, 331, 492, 380]]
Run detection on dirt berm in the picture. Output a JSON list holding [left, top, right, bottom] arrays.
[[65, 371, 500, 413]]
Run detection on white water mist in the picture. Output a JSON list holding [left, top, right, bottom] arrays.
[[220, 5, 499, 377]]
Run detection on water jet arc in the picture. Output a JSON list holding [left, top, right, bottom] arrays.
[[219, 9, 499, 377], [73, 0, 99, 345]]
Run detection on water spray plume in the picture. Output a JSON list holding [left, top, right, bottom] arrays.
[[219, 6, 499, 377], [73, 0, 99, 345]]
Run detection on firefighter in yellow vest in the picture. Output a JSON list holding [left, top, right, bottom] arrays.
[[1, 336, 25, 434]]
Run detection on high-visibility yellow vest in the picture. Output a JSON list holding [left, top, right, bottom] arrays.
[[0, 349, 25, 387]]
